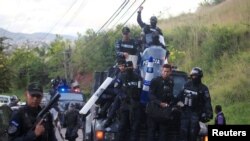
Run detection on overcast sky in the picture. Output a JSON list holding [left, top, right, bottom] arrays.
[[0, 0, 203, 36]]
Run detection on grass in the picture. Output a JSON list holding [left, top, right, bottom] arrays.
[[161, 0, 250, 124], [159, 0, 250, 32], [207, 50, 250, 124]]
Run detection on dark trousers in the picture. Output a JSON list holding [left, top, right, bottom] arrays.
[[147, 116, 168, 141], [130, 106, 141, 141], [179, 112, 200, 141], [117, 110, 130, 141]]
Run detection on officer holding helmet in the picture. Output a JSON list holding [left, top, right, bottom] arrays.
[[177, 67, 213, 141]]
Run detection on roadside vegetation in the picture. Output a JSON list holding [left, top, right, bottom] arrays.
[[0, 0, 249, 124]]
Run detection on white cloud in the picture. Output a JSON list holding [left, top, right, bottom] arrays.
[[0, 0, 202, 36]]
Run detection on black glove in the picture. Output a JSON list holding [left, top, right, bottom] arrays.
[[200, 113, 210, 123]]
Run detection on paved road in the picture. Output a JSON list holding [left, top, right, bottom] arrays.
[[55, 128, 84, 141]]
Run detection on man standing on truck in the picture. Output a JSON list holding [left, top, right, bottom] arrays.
[[95, 58, 127, 119], [104, 61, 142, 141], [115, 27, 140, 70], [147, 64, 174, 141], [177, 67, 213, 141], [137, 6, 165, 49]]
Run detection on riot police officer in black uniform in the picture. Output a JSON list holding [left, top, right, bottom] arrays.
[[147, 64, 174, 141], [95, 58, 127, 119], [137, 6, 164, 49], [177, 67, 213, 141], [105, 61, 142, 141], [8, 82, 57, 141]]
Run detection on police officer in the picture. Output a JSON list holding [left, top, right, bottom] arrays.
[[64, 103, 81, 141], [147, 64, 174, 141], [105, 61, 142, 141], [137, 6, 165, 49], [8, 82, 57, 141], [95, 58, 127, 119], [137, 6, 163, 35], [177, 67, 213, 141], [115, 27, 140, 70]]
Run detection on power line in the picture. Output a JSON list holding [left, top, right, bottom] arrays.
[[122, 0, 146, 27], [60, 0, 89, 35], [110, 0, 137, 28], [41, 0, 79, 41], [100, 0, 130, 32], [96, 0, 128, 34]]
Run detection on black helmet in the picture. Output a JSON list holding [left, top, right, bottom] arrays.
[[150, 16, 157, 26], [122, 26, 130, 34], [190, 67, 203, 78]]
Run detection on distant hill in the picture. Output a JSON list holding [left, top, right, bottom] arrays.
[[0, 27, 76, 44]]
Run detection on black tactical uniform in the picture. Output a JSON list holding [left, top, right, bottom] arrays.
[[137, 12, 163, 35], [147, 76, 174, 141], [137, 11, 163, 49], [115, 39, 138, 59], [7, 105, 57, 141], [178, 67, 213, 141], [116, 40, 139, 63], [64, 104, 80, 141], [106, 61, 142, 141]]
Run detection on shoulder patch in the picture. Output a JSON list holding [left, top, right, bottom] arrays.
[[8, 121, 19, 134]]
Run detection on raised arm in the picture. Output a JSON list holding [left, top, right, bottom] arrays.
[[137, 6, 146, 28]]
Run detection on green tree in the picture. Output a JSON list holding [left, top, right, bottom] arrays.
[[46, 35, 71, 80], [8, 49, 47, 89], [0, 37, 12, 92]]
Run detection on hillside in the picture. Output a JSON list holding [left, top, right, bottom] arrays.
[[158, 0, 250, 124], [159, 0, 250, 30]]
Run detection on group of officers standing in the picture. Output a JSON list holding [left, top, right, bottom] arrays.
[[5, 6, 213, 141], [97, 6, 213, 141]]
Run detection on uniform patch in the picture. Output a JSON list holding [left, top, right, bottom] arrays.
[[8, 122, 18, 134], [11, 120, 19, 126]]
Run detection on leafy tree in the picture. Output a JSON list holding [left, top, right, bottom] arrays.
[[0, 53, 12, 92], [0, 37, 12, 92], [46, 35, 71, 80], [8, 49, 47, 89]]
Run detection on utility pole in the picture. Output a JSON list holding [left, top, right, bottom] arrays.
[[63, 46, 72, 83]]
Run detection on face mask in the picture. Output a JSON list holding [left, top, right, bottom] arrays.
[[150, 21, 157, 28], [126, 68, 133, 74], [191, 76, 201, 85]]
